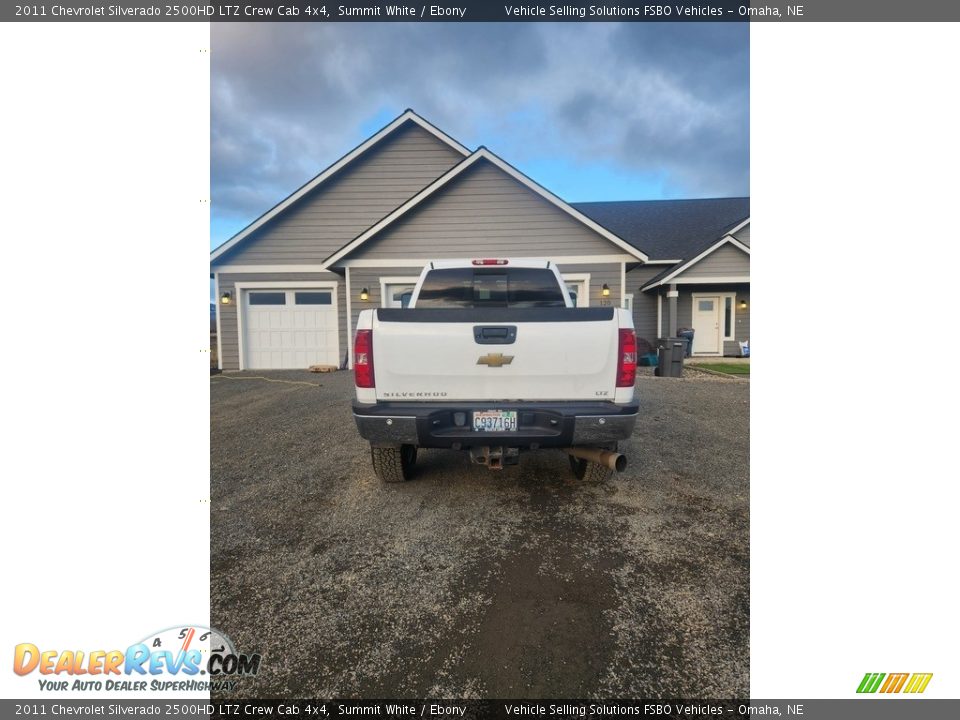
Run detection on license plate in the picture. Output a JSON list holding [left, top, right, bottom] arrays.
[[472, 410, 518, 432]]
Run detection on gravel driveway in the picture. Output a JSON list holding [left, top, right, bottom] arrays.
[[211, 368, 749, 698]]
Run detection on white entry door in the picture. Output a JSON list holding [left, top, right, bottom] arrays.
[[242, 288, 339, 369], [691, 295, 722, 355]]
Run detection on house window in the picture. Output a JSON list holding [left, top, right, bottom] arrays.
[[561, 274, 590, 308], [295, 291, 332, 305], [249, 292, 286, 305], [721, 294, 736, 341], [391, 288, 414, 308], [380, 277, 419, 309]]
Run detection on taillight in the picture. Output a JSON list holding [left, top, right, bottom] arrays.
[[354, 329, 375, 388], [471, 258, 509, 265], [616, 329, 637, 387]]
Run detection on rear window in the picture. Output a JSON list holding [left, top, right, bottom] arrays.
[[415, 268, 567, 308]]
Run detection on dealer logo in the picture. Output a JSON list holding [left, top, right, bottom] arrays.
[[856, 672, 933, 694], [13, 625, 260, 692]]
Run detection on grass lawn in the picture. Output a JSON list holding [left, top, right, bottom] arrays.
[[694, 362, 750, 377]]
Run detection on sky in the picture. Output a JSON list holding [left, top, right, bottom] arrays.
[[210, 22, 749, 250]]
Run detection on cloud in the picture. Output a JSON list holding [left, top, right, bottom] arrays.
[[211, 22, 748, 226]]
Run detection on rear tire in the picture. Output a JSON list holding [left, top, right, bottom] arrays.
[[567, 443, 617, 482], [371, 444, 417, 483]]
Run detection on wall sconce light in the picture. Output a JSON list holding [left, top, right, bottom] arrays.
[[739, 299, 748, 309], [360, 288, 369, 301], [220, 291, 232, 305], [601, 284, 610, 297]]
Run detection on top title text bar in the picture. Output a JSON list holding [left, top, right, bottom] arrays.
[[6, 1, 960, 22]]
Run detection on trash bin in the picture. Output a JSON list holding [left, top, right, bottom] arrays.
[[655, 338, 685, 378], [677, 328, 695, 358]]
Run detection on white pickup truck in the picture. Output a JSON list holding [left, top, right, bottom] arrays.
[[352, 258, 639, 482]]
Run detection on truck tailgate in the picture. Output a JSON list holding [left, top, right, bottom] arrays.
[[371, 307, 623, 402]]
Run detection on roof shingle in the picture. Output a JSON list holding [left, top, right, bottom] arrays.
[[572, 197, 749, 261]]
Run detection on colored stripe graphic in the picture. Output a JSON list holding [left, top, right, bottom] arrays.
[[857, 673, 885, 693], [904, 673, 933, 694], [880, 673, 909, 693], [858, 672, 933, 694]]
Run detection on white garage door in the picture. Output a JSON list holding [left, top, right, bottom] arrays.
[[242, 288, 339, 369]]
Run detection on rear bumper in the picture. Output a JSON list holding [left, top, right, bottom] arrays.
[[352, 399, 639, 448]]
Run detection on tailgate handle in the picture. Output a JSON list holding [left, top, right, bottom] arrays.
[[474, 325, 517, 345]]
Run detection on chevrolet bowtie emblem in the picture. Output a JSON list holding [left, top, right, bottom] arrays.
[[477, 353, 514, 367]]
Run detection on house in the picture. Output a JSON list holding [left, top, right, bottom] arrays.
[[211, 110, 749, 371]]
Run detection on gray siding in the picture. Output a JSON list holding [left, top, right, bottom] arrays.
[[347, 266, 420, 350], [217, 271, 346, 371], [658, 283, 749, 356], [349, 160, 624, 260], [554, 262, 623, 310], [733, 222, 750, 246], [675, 243, 749, 280], [215, 123, 464, 266], [625, 265, 664, 351]]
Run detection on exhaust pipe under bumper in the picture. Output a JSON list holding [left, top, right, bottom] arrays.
[[564, 446, 627, 472]]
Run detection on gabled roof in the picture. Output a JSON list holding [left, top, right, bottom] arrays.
[[210, 110, 470, 264], [572, 197, 749, 261], [321, 148, 650, 268], [639, 233, 751, 291]]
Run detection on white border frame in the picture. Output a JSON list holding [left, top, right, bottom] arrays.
[[234, 280, 340, 371]]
